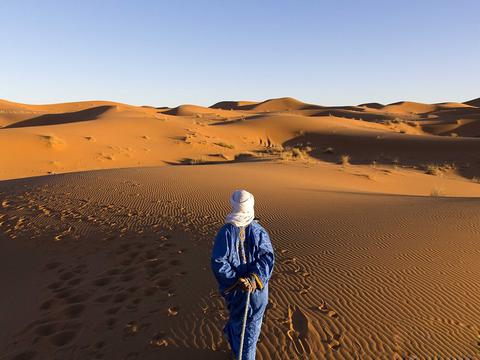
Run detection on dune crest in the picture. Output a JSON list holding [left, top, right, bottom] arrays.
[[464, 97, 480, 107]]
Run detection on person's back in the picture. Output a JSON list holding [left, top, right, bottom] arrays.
[[211, 190, 274, 360]]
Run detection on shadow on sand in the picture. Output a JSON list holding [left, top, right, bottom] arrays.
[[4, 105, 114, 129]]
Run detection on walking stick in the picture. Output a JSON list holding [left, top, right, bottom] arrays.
[[238, 289, 251, 360]]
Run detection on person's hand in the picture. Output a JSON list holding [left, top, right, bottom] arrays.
[[239, 277, 255, 292], [249, 275, 258, 292]]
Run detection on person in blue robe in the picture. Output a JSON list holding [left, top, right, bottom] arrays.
[[211, 189, 275, 360]]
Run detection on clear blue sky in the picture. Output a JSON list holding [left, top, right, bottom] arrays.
[[1, 0, 479, 107]]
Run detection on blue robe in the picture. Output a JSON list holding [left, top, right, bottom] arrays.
[[211, 221, 275, 360]]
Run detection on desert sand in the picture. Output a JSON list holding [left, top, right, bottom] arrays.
[[1, 97, 480, 359]]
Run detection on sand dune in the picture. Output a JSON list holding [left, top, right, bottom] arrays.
[[163, 104, 243, 119], [211, 97, 323, 112], [0, 100, 150, 128], [464, 97, 480, 107], [244, 97, 322, 112], [210, 100, 259, 110], [1, 164, 480, 359], [1, 96, 480, 359], [1, 96, 480, 190], [382, 101, 437, 114], [4, 105, 116, 129]]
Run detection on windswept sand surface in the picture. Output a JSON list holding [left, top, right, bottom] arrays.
[[1, 164, 480, 359]]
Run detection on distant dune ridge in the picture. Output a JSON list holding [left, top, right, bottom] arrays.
[[1, 96, 480, 195], [1, 96, 480, 359]]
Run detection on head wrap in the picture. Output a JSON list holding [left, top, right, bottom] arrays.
[[225, 189, 255, 227]]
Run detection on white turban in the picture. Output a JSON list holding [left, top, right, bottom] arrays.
[[225, 189, 255, 228]]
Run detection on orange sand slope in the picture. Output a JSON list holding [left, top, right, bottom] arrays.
[[1, 164, 480, 359], [1, 97, 480, 196]]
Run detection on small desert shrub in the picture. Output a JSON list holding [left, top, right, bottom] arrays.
[[39, 135, 65, 149], [280, 146, 312, 160], [430, 186, 444, 197], [425, 164, 442, 176], [214, 142, 235, 149], [291, 147, 303, 158], [279, 151, 290, 160], [340, 154, 350, 165], [443, 163, 457, 171], [187, 158, 204, 165], [450, 132, 458, 138], [472, 177, 480, 183]]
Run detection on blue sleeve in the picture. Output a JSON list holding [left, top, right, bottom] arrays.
[[250, 228, 275, 289], [211, 226, 238, 290]]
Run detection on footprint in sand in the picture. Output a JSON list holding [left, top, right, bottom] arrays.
[[59, 271, 75, 281], [63, 304, 86, 319], [156, 278, 173, 288], [55, 289, 74, 300], [286, 305, 312, 356], [314, 299, 338, 318], [325, 332, 342, 350], [47, 281, 62, 290], [35, 322, 59, 337], [299, 285, 312, 295], [67, 277, 83, 286], [39, 299, 56, 311], [170, 259, 181, 266], [167, 306, 179, 316], [92, 276, 116, 287], [44, 261, 62, 271], [150, 332, 168, 347], [49, 330, 77, 347], [113, 292, 129, 303], [124, 321, 140, 336]]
